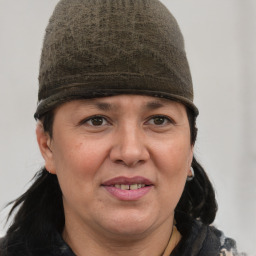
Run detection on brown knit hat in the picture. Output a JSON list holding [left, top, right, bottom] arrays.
[[34, 0, 198, 119]]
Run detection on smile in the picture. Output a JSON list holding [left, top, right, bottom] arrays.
[[102, 176, 153, 186], [102, 177, 153, 200], [112, 184, 146, 190]]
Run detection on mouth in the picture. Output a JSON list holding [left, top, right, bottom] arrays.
[[101, 176, 153, 201], [102, 176, 153, 187], [111, 184, 147, 190]]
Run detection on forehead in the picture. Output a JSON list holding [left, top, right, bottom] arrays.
[[51, 95, 189, 127], [59, 95, 186, 112], [51, 95, 190, 135]]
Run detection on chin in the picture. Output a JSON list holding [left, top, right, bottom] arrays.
[[107, 224, 151, 239], [101, 211, 155, 237]]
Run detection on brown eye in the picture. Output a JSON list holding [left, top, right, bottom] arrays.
[[90, 117, 105, 126], [82, 116, 108, 126], [153, 117, 165, 125], [147, 115, 172, 126]]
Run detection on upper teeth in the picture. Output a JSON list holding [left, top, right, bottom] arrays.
[[114, 184, 146, 190]]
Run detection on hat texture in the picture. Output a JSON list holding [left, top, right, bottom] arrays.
[[35, 0, 198, 119]]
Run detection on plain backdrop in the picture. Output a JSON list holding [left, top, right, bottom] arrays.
[[0, 0, 255, 254]]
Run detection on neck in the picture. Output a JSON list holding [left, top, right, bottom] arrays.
[[62, 217, 175, 256]]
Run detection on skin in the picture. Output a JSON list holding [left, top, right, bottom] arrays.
[[36, 95, 193, 256]]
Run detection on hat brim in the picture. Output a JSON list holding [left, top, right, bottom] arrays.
[[34, 87, 199, 120]]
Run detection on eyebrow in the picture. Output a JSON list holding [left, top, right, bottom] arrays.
[[144, 100, 165, 110], [86, 99, 167, 111], [89, 102, 114, 111]]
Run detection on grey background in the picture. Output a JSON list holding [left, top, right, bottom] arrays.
[[0, 0, 255, 254]]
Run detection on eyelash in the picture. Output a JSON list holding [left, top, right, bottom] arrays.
[[146, 115, 174, 126], [79, 115, 110, 127], [79, 115, 174, 127]]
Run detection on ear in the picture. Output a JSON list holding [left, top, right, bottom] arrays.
[[187, 145, 194, 176], [36, 121, 56, 174]]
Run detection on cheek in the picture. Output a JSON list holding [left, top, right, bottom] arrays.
[[53, 134, 105, 174], [153, 136, 192, 175], [51, 135, 109, 199], [52, 139, 109, 212], [153, 137, 192, 205]]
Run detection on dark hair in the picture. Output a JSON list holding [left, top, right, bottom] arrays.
[[1, 106, 217, 252]]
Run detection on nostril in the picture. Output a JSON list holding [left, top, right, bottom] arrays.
[[115, 160, 125, 165], [114, 159, 145, 167]]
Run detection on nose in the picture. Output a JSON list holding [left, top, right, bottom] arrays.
[[109, 124, 150, 167]]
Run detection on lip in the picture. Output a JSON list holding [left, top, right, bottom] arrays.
[[102, 176, 153, 201]]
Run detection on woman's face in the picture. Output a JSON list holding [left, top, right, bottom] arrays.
[[39, 95, 193, 239]]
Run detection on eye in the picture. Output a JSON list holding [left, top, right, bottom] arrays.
[[81, 116, 109, 126], [147, 115, 173, 126]]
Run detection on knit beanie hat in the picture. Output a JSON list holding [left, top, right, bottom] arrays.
[[34, 0, 198, 119]]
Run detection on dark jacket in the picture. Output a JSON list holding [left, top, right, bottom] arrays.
[[0, 220, 243, 256]]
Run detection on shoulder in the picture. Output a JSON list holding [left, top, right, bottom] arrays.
[[218, 234, 247, 256], [0, 232, 75, 256], [0, 235, 27, 256], [173, 219, 245, 256], [196, 220, 246, 256]]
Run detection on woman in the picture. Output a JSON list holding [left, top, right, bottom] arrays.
[[0, 0, 244, 255]]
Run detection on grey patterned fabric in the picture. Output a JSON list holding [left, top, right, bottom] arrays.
[[171, 220, 245, 256]]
